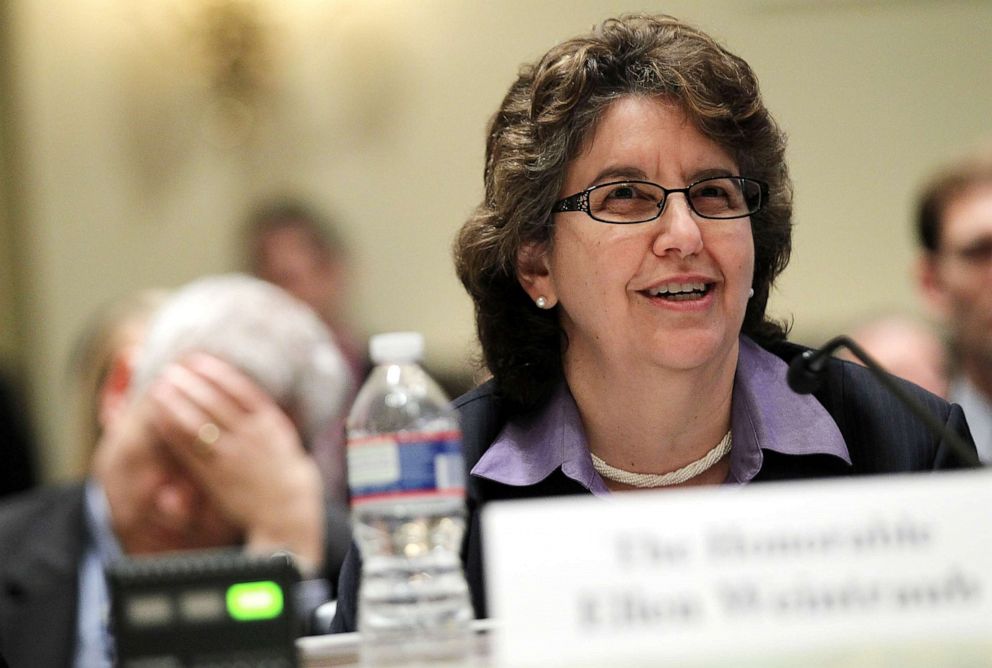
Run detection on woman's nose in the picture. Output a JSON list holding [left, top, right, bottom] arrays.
[[651, 194, 704, 258]]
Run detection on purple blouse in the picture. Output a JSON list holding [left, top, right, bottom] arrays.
[[471, 336, 850, 495]]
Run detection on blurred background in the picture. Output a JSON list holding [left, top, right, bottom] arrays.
[[1, 0, 990, 483]]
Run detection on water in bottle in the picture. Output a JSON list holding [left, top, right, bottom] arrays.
[[346, 332, 473, 666]]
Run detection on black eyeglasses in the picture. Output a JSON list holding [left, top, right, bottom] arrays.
[[551, 176, 769, 224]]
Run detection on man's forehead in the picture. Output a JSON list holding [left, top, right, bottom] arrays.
[[942, 184, 992, 246]]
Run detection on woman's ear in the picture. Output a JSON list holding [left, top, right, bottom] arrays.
[[516, 241, 557, 307]]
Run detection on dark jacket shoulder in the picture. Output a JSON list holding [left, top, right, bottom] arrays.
[[763, 339, 975, 473], [0, 483, 87, 551], [0, 483, 87, 668]]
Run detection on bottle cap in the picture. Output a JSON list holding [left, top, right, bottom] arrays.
[[369, 332, 425, 364]]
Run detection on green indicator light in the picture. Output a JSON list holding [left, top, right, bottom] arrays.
[[226, 580, 284, 621]]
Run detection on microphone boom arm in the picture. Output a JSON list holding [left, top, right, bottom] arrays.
[[791, 335, 979, 468]]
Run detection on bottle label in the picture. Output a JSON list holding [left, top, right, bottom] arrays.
[[347, 430, 466, 506]]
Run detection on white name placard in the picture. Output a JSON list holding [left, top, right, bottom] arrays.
[[482, 469, 992, 667]]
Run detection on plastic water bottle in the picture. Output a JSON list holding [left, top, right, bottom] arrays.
[[346, 332, 473, 666]]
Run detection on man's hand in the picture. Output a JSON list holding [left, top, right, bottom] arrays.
[[147, 353, 326, 574]]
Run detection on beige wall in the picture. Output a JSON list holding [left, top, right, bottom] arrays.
[[0, 182, 16, 367], [5, 0, 992, 480], [1, 2, 19, 369]]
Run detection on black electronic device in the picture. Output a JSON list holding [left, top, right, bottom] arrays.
[[108, 549, 301, 668]]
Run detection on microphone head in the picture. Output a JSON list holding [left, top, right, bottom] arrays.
[[787, 350, 823, 395]]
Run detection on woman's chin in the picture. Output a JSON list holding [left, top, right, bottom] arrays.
[[642, 331, 739, 373]]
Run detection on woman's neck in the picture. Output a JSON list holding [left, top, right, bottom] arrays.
[[565, 346, 738, 482]]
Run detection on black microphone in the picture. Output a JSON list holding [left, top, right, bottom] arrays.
[[787, 334, 980, 468]]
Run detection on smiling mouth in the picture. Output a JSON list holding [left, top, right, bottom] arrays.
[[643, 281, 714, 302]]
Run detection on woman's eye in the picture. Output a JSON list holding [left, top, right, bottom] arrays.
[[605, 185, 638, 200], [695, 185, 730, 199]]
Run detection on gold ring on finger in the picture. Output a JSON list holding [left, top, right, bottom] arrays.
[[193, 422, 221, 459]]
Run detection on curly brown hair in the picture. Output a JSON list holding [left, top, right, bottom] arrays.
[[454, 14, 793, 411]]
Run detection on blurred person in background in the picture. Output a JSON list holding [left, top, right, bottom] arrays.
[[66, 289, 169, 475], [917, 144, 992, 463], [243, 198, 367, 504], [0, 274, 354, 667], [243, 198, 367, 383], [839, 313, 949, 399]]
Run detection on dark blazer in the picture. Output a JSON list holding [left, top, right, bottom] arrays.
[[0, 482, 353, 667], [0, 484, 85, 668], [330, 341, 977, 633]]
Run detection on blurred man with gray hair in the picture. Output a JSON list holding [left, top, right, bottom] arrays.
[[0, 274, 354, 667]]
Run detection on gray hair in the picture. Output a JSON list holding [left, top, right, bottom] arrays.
[[131, 273, 353, 445]]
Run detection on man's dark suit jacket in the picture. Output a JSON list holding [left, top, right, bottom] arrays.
[[0, 483, 353, 667], [330, 341, 977, 633], [0, 485, 84, 667]]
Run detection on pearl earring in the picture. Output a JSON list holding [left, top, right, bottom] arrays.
[[536, 296, 549, 309], [748, 288, 755, 299]]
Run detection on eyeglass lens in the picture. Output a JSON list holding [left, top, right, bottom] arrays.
[[588, 177, 761, 223]]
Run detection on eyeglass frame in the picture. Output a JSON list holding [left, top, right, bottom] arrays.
[[550, 176, 769, 224]]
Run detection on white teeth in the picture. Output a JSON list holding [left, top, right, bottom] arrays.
[[648, 282, 707, 296]]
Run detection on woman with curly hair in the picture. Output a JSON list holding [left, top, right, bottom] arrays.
[[332, 13, 974, 631]]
